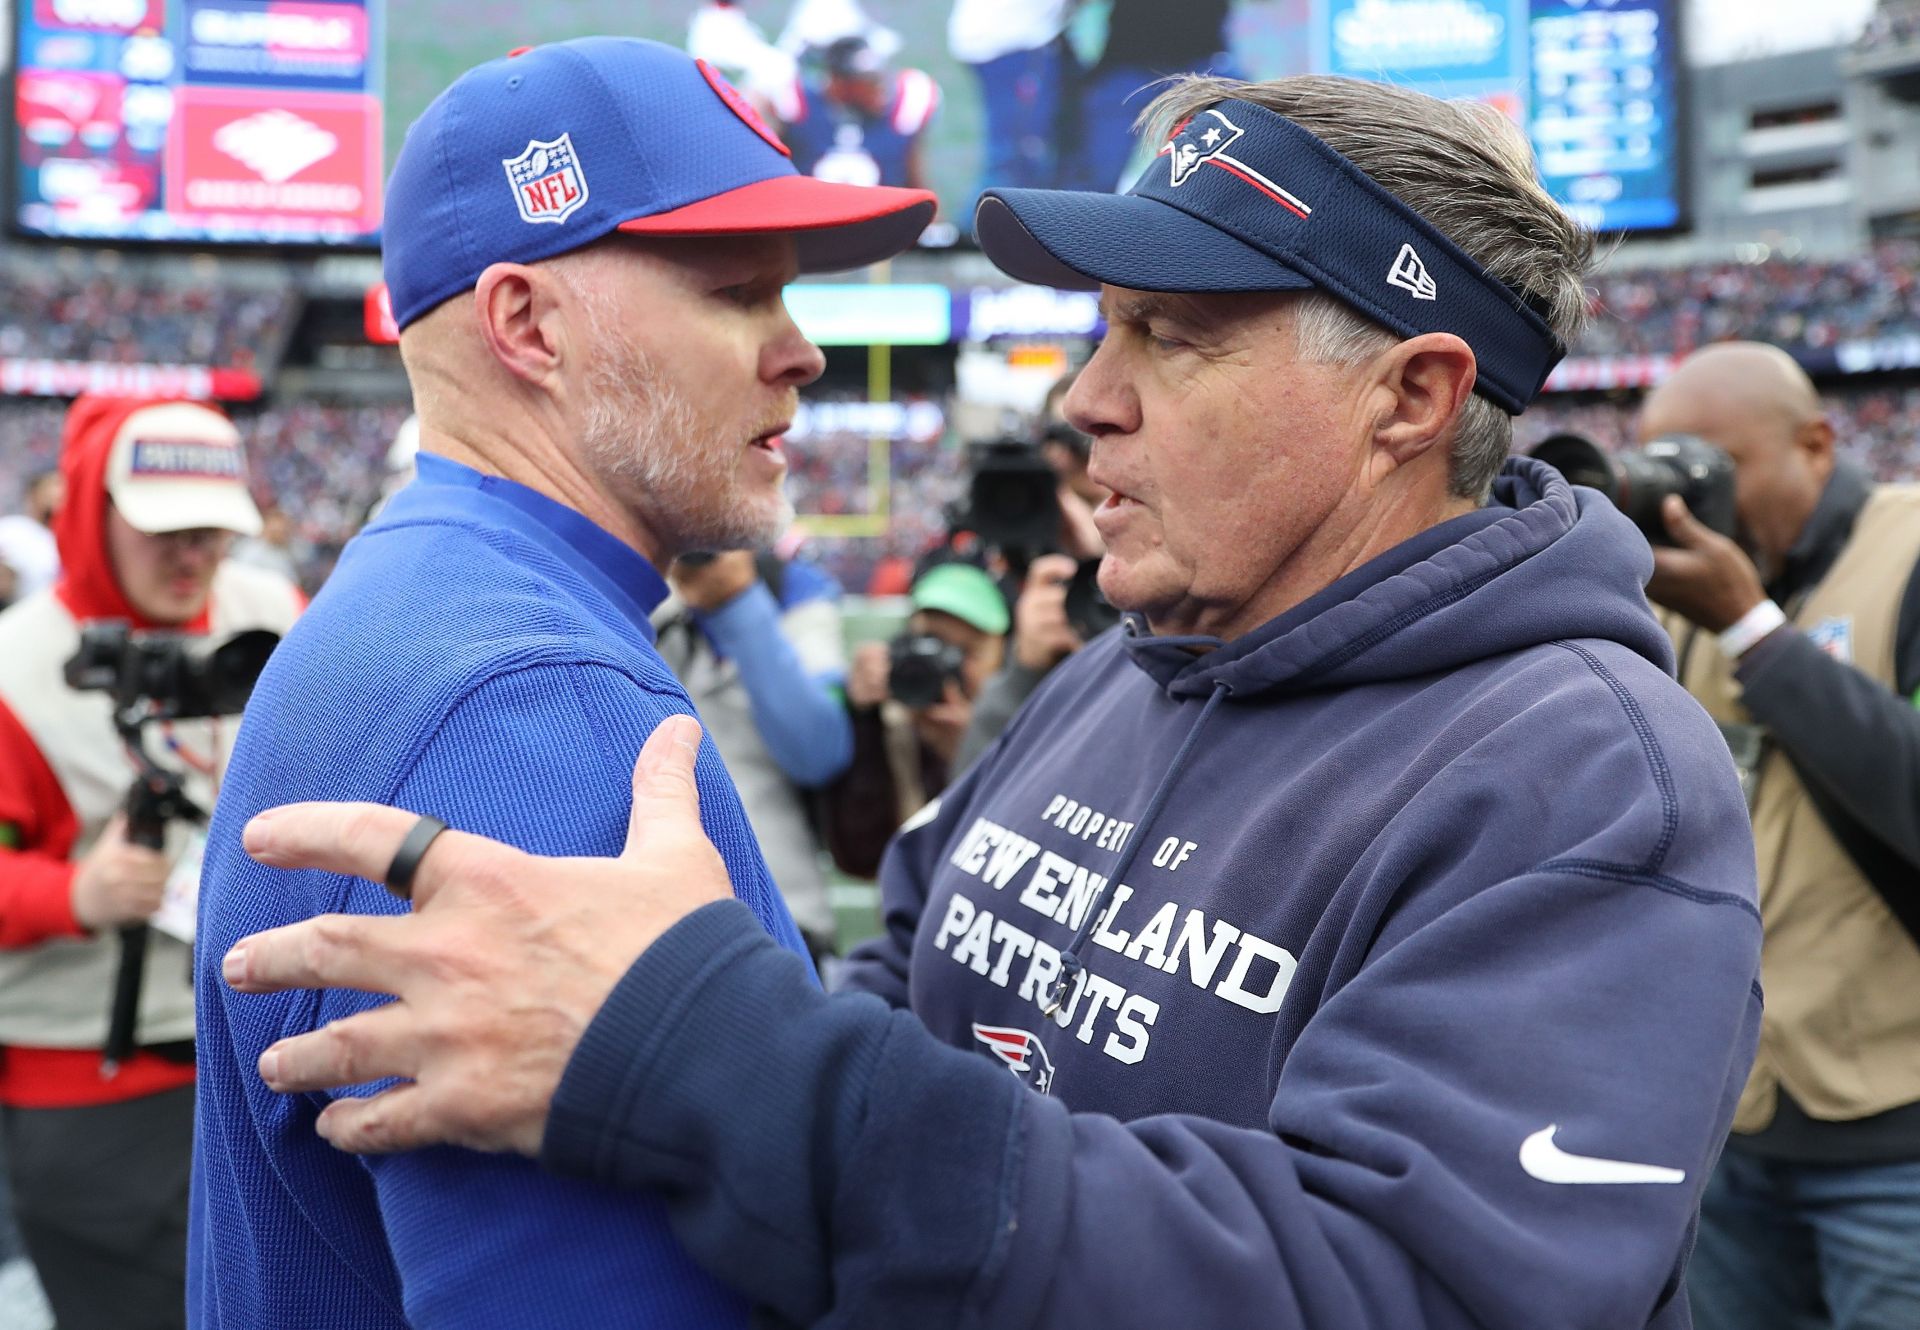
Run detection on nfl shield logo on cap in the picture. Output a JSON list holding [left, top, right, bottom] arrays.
[[502, 133, 589, 225]]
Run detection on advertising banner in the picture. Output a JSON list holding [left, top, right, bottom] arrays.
[[165, 85, 381, 230], [1314, 0, 1527, 97], [182, 0, 372, 89]]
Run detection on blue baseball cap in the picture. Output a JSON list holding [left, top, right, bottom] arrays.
[[383, 37, 937, 330], [974, 100, 1565, 413]]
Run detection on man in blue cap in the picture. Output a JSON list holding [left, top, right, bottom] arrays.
[[187, 37, 931, 1329], [214, 74, 1764, 1329]]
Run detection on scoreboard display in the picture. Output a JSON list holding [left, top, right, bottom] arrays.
[[1528, 0, 1684, 232], [1306, 0, 1684, 234], [13, 0, 385, 245]]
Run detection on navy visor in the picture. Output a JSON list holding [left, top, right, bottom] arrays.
[[975, 100, 1567, 414]]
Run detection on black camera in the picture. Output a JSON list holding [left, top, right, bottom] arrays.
[[887, 632, 967, 709], [956, 436, 1122, 641], [962, 436, 1060, 552], [65, 623, 281, 721], [62, 620, 280, 1077], [1529, 432, 1738, 547]]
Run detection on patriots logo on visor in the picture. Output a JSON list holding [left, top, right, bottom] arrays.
[[1165, 107, 1245, 186], [1157, 107, 1312, 219], [973, 1022, 1056, 1095]]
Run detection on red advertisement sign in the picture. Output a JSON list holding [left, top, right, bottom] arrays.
[[33, 0, 164, 34], [17, 69, 126, 154], [0, 359, 261, 401], [166, 87, 381, 230]]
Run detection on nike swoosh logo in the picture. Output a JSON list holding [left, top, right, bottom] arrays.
[[1519, 1125, 1686, 1185]]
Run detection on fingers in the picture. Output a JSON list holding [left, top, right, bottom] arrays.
[[623, 715, 706, 857], [257, 999, 424, 1093], [245, 800, 422, 881], [315, 1084, 438, 1155], [222, 912, 423, 995], [1029, 552, 1079, 586], [244, 801, 499, 910], [126, 852, 172, 887], [1660, 495, 1712, 548]]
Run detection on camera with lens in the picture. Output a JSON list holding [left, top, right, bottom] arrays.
[[955, 436, 1121, 641], [1529, 432, 1738, 547], [65, 623, 281, 721], [886, 631, 968, 709], [62, 620, 280, 1076]]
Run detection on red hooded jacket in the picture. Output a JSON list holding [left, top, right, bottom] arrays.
[[0, 395, 296, 1105]]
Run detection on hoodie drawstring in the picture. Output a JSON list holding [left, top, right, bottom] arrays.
[[1042, 678, 1232, 1017]]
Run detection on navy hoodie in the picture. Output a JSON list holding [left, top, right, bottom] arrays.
[[544, 458, 1765, 1330]]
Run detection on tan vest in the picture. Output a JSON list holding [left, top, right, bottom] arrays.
[[1670, 486, 1920, 1131], [0, 563, 302, 1049]]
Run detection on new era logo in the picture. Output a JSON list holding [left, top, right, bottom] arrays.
[[1388, 243, 1437, 300], [502, 132, 589, 225]]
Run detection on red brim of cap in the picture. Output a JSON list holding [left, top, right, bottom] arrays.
[[616, 175, 937, 273]]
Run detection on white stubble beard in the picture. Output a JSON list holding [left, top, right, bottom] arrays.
[[577, 301, 793, 555]]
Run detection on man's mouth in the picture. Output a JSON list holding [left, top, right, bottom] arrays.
[[749, 425, 789, 453]]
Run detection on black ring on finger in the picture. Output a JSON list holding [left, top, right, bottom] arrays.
[[384, 815, 448, 901]]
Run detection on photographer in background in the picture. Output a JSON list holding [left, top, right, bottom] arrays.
[[955, 370, 1111, 769], [1632, 343, 1920, 1330], [829, 560, 1008, 875], [653, 544, 854, 957], [0, 469, 65, 603], [0, 395, 300, 1330]]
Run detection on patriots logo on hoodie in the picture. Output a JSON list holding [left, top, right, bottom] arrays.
[[972, 1022, 1055, 1095]]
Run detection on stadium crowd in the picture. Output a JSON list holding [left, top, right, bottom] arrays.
[[0, 250, 298, 370], [10, 376, 1920, 599], [1577, 241, 1920, 357], [1, 238, 1920, 596]]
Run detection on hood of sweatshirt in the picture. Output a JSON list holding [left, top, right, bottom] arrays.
[[53, 395, 243, 631]]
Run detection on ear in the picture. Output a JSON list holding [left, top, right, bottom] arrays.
[[1362, 333, 1479, 486], [471, 262, 571, 390]]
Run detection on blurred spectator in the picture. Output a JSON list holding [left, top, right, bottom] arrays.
[[653, 546, 855, 956], [823, 561, 1009, 876], [949, 0, 1077, 203], [776, 0, 901, 62], [687, 0, 800, 109], [1063, 0, 1238, 192], [227, 505, 306, 585], [0, 470, 64, 601], [776, 36, 940, 193], [0, 396, 301, 1330]]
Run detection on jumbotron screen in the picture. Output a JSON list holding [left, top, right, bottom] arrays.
[[13, 0, 385, 245]]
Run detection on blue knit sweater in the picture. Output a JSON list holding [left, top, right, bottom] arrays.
[[189, 454, 807, 1328]]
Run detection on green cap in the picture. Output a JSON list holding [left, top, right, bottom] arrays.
[[910, 562, 1010, 636]]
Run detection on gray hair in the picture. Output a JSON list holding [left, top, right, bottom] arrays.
[[1141, 75, 1595, 500]]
